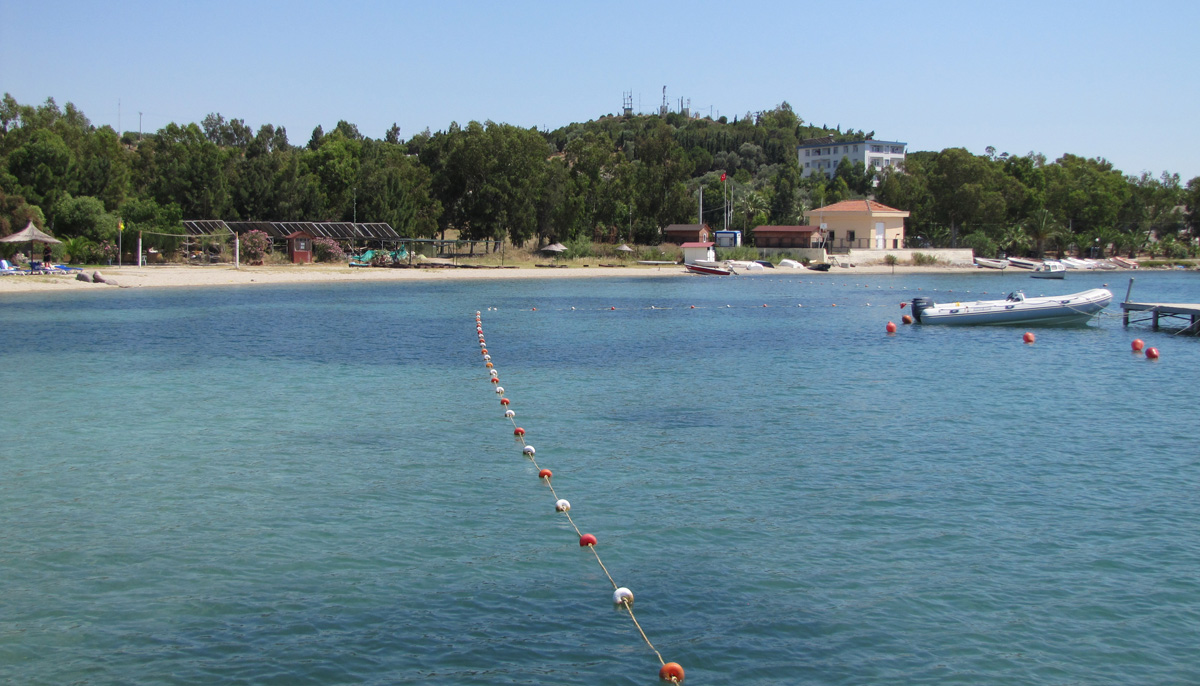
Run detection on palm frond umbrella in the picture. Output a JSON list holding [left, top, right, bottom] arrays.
[[0, 221, 61, 268], [541, 242, 567, 253], [616, 243, 635, 260]]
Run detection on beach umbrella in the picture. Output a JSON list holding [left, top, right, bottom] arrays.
[[616, 244, 634, 252], [541, 242, 567, 253], [0, 221, 61, 266]]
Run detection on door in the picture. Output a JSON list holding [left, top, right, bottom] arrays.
[[875, 222, 885, 249]]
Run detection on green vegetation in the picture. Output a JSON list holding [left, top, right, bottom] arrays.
[[911, 252, 939, 266], [1, 94, 1197, 263]]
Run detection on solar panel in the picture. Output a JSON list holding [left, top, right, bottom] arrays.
[[181, 220, 232, 236]]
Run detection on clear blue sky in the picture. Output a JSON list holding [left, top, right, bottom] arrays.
[[3, 0, 1197, 179]]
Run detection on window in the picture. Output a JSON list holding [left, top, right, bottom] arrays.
[[892, 146, 902, 154], [853, 145, 858, 152], [843, 146, 849, 153], [848, 231, 856, 242], [870, 157, 883, 167], [805, 162, 810, 168]]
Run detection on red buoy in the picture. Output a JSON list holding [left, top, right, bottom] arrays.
[[514, 427, 525, 436], [902, 314, 913, 325], [900, 302, 907, 308], [1132, 339, 1145, 352], [659, 662, 685, 682], [1146, 347, 1160, 359], [532, 307, 537, 311], [886, 321, 897, 333], [690, 305, 695, 309], [611, 306, 616, 310], [481, 348, 488, 354], [579, 534, 597, 547], [538, 469, 552, 479], [1023, 332, 1036, 344], [500, 398, 510, 406]]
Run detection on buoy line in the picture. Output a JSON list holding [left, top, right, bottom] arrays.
[[474, 311, 686, 684]]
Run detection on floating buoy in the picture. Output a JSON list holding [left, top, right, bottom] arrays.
[[500, 397, 510, 406], [579, 534, 597, 547], [523, 445, 535, 456], [532, 307, 537, 311], [659, 662, 685, 682], [832, 304, 837, 307], [763, 304, 768, 307], [611, 306, 616, 310], [902, 314, 913, 325], [483, 354, 491, 360], [513, 427, 525, 436], [486, 362, 494, 368], [613, 587, 634, 606], [489, 369, 499, 377], [690, 305, 695, 309], [539, 468, 552, 480], [886, 321, 897, 334], [490, 377, 500, 384], [495, 386, 504, 394], [555, 499, 570, 512], [1023, 332, 1036, 344], [1132, 339, 1145, 352], [900, 302, 907, 308], [1146, 347, 1160, 359], [505, 409, 515, 418]]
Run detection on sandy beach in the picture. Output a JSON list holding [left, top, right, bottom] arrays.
[[0, 262, 1021, 294]]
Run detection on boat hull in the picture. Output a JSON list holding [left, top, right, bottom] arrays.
[[684, 263, 733, 276], [975, 258, 1009, 269], [912, 288, 1112, 326]]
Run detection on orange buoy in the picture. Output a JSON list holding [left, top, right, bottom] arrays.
[[1146, 347, 1160, 359], [690, 305, 695, 309], [514, 427, 525, 436], [486, 362, 493, 368], [902, 314, 913, 325], [579, 534, 597, 547], [538, 468, 552, 480], [659, 662, 685, 682], [490, 377, 499, 384], [1023, 332, 1035, 344], [763, 304, 768, 307], [1132, 339, 1145, 352], [886, 321, 897, 333], [500, 397, 510, 406], [611, 306, 616, 310], [481, 348, 488, 354]]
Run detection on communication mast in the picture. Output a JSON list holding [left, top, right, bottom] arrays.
[[660, 86, 669, 116], [623, 91, 633, 117]]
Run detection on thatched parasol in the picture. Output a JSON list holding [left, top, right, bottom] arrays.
[[541, 242, 567, 253], [0, 221, 61, 266], [616, 244, 634, 252]]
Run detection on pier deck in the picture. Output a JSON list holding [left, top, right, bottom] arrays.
[[1121, 301, 1200, 333]]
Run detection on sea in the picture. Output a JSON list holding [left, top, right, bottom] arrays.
[[2, 268, 1198, 685]]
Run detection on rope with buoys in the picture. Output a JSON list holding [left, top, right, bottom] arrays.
[[473, 310, 685, 683]]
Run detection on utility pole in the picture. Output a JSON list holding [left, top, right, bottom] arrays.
[[353, 187, 357, 224]]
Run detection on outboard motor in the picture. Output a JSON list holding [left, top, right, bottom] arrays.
[[911, 297, 935, 323]]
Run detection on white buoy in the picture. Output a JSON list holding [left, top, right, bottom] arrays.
[[555, 499, 570, 512], [495, 386, 505, 394], [483, 354, 491, 361], [613, 587, 634, 606], [505, 409, 515, 418], [490, 369, 499, 377], [523, 445, 535, 456]]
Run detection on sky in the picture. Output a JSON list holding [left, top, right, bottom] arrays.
[[3, 0, 1198, 179]]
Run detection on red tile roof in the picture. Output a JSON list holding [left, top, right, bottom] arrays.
[[811, 199, 906, 214], [680, 241, 714, 248], [752, 225, 820, 234]]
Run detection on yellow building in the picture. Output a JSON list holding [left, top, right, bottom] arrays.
[[810, 200, 909, 251]]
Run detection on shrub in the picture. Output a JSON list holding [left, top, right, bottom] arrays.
[[312, 237, 346, 262], [911, 252, 938, 266], [62, 236, 98, 264], [239, 230, 271, 263]]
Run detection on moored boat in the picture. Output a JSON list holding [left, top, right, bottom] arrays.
[[910, 288, 1111, 326], [807, 262, 832, 271], [975, 257, 1010, 269], [1030, 261, 1066, 279], [1060, 257, 1092, 269]]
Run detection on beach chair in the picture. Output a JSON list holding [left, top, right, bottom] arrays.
[[1, 259, 30, 275]]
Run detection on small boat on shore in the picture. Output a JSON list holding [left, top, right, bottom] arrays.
[[807, 263, 832, 272], [685, 263, 735, 276], [1031, 261, 1066, 279], [778, 259, 803, 269], [910, 288, 1112, 326], [1111, 256, 1139, 269], [975, 257, 1010, 269], [1008, 257, 1040, 269], [1061, 257, 1092, 269]]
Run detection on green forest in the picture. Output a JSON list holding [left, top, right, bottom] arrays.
[[2, 93, 1198, 262]]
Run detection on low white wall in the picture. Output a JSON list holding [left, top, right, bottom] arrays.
[[846, 248, 975, 266], [753, 247, 827, 262]]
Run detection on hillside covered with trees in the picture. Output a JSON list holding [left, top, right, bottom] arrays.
[[2, 93, 1197, 262]]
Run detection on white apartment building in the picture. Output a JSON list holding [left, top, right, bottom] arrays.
[[798, 136, 907, 178]]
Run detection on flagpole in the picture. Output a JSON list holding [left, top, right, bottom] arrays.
[[118, 218, 123, 268]]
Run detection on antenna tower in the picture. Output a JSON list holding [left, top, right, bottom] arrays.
[[623, 91, 633, 117]]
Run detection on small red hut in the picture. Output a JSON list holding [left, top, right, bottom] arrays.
[[286, 231, 313, 264]]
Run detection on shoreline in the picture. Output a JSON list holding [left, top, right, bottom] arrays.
[[0, 263, 1140, 295]]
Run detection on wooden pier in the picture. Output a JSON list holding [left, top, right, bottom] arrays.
[[1119, 277, 1200, 334], [1121, 301, 1200, 333]]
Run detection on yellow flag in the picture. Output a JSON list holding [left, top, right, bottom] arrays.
[[119, 219, 124, 232]]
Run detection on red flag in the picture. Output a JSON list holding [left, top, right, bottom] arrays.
[[720, 172, 727, 182]]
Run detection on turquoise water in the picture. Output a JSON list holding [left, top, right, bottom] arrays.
[[2, 270, 1198, 685]]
